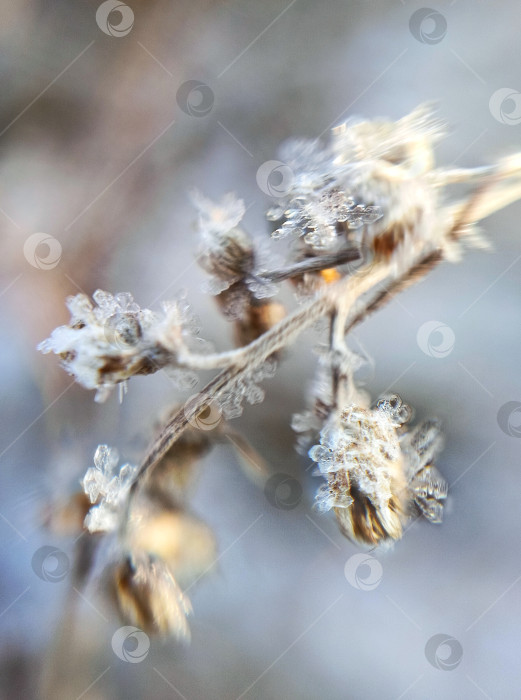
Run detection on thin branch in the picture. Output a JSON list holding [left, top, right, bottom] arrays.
[[259, 247, 361, 283]]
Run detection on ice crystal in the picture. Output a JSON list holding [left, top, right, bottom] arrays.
[[266, 133, 384, 250], [272, 190, 383, 250], [218, 358, 277, 419], [315, 470, 353, 512], [82, 445, 137, 533]]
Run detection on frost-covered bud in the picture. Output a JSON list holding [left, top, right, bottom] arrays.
[[309, 394, 448, 546], [108, 552, 192, 639], [310, 404, 406, 546], [331, 105, 443, 174], [193, 192, 280, 318], [263, 106, 451, 266], [198, 226, 255, 284], [192, 191, 255, 290], [39, 290, 202, 402]]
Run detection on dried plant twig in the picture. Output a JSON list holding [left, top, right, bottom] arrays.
[[39, 105, 521, 639]]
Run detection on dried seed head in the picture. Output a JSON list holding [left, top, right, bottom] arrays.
[[192, 191, 257, 294], [108, 552, 192, 639], [262, 105, 454, 266], [312, 402, 408, 546], [38, 291, 204, 402], [198, 226, 256, 283], [310, 394, 447, 546]]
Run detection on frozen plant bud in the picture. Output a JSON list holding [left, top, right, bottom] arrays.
[[193, 191, 255, 288], [310, 394, 447, 546], [311, 403, 407, 545], [193, 192, 281, 317], [198, 226, 255, 284], [263, 105, 475, 267], [38, 290, 204, 402], [108, 552, 192, 639]]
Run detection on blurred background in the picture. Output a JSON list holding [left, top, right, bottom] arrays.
[[1, 1, 521, 698]]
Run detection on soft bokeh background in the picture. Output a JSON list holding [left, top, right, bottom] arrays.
[[1, 1, 521, 698]]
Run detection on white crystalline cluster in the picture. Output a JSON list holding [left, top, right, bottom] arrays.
[[308, 393, 448, 527], [310, 402, 402, 514], [38, 291, 153, 401], [266, 106, 444, 251], [266, 137, 384, 250], [38, 290, 203, 401], [82, 445, 138, 533], [218, 358, 278, 419], [270, 185, 382, 250]]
